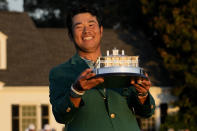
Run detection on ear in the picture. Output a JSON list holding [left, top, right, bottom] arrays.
[[68, 33, 74, 42], [100, 26, 103, 37]]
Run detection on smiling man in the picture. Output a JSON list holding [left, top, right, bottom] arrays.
[[49, 5, 155, 131], [72, 13, 102, 54]]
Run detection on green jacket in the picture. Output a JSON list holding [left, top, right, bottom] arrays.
[[49, 54, 155, 131]]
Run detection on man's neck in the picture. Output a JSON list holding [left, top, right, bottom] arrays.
[[77, 49, 101, 62]]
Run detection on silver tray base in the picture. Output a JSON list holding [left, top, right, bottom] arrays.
[[93, 66, 147, 79]]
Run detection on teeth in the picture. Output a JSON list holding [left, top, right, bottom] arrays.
[[83, 37, 93, 40]]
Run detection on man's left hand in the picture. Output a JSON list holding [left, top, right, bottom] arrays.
[[130, 73, 151, 104]]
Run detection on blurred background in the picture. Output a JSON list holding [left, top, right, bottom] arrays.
[[0, 0, 196, 131]]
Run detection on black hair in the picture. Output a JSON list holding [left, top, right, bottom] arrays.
[[66, 5, 103, 40]]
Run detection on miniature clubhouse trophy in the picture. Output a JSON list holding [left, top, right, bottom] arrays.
[[93, 48, 147, 80]]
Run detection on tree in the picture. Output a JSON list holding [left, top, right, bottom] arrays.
[[140, 0, 197, 130], [24, 0, 144, 28], [0, 0, 8, 10]]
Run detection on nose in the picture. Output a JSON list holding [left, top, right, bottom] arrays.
[[83, 26, 90, 34]]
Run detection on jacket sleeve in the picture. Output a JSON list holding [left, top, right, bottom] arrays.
[[128, 87, 155, 118], [49, 68, 82, 124]]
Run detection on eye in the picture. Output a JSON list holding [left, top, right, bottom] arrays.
[[76, 25, 82, 29], [89, 23, 95, 28], [74, 25, 83, 30]]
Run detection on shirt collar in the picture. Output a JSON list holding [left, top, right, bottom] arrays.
[[80, 56, 95, 69]]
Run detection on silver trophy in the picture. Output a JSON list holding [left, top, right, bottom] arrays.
[[93, 48, 147, 79]]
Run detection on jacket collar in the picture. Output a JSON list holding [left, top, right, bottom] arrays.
[[71, 53, 83, 65], [70, 53, 89, 73]]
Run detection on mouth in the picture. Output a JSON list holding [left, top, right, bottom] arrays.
[[83, 36, 93, 40]]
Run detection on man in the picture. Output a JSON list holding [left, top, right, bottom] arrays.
[[43, 124, 51, 131], [49, 5, 155, 131], [25, 124, 35, 131]]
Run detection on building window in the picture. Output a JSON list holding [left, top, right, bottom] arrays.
[[12, 105, 19, 131], [137, 113, 156, 131], [21, 105, 37, 131], [0, 31, 8, 70], [41, 105, 49, 128], [12, 104, 50, 131], [160, 103, 168, 124]]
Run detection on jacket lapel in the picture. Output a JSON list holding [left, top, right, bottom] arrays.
[[70, 53, 89, 74]]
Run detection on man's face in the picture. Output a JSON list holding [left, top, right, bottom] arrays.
[[72, 13, 103, 53]]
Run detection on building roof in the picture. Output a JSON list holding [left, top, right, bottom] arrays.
[[0, 11, 49, 86], [38, 28, 75, 67], [0, 11, 171, 86]]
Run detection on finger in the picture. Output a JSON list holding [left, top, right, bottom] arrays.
[[79, 69, 94, 81], [133, 83, 148, 93], [137, 83, 150, 91], [131, 79, 149, 86], [80, 68, 93, 77], [87, 77, 104, 85], [135, 80, 149, 89], [84, 72, 96, 80], [145, 72, 149, 77], [135, 87, 145, 93], [138, 79, 151, 86], [130, 79, 135, 84], [138, 78, 151, 86], [142, 80, 151, 87], [131, 77, 150, 93], [130, 77, 141, 84], [95, 77, 104, 83], [84, 78, 104, 90], [139, 83, 150, 91]]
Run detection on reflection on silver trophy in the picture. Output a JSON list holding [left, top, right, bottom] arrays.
[[93, 48, 146, 79]]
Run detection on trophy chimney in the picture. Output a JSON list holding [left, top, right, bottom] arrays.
[[112, 48, 119, 55], [122, 50, 125, 55], [107, 50, 109, 56]]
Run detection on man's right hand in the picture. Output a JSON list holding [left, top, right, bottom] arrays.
[[70, 69, 104, 107], [73, 68, 104, 91]]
